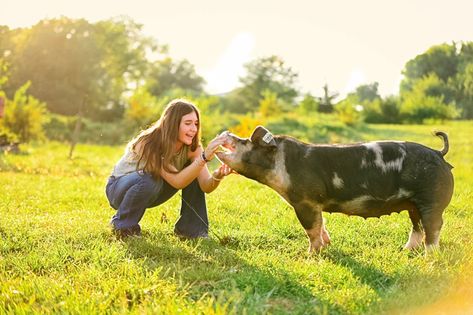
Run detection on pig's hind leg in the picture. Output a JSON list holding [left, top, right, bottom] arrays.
[[404, 207, 424, 250], [419, 206, 445, 251]]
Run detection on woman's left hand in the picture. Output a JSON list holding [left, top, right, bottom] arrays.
[[212, 164, 233, 181]]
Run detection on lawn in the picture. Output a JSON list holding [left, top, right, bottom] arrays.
[[1, 121, 472, 314]]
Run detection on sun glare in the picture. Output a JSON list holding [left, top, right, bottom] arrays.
[[202, 32, 255, 95], [343, 68, 366, 95]]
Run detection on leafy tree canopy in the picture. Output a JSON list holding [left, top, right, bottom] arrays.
[[146, 57, 205, 97], [237, 55, 299, 112], [1, 17, 159, 121]]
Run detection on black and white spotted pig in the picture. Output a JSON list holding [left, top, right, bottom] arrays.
[[216, 126, 454, 252]]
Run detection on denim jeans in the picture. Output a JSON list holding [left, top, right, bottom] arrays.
[[105, 171, 208, 238]]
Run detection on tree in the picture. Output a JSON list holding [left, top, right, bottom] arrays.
[[401, 43, 458, 92], [0, 59, 9, 119], [93, 17, 158, 120], [399, 41, 473, 119], [4, 17, 158, 121], [237, 55, 298, 112], [0, 58, 8, 89], [350, 82, 381, 103], [146, 57, 205, 97], [453, 62, 473, 119], [317, 83, 338, 113], [6, 18, 103, 118]]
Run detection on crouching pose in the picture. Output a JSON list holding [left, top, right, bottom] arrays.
[[105, 99, 232, 238]]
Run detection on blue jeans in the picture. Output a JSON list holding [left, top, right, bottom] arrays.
[[105, 171, 208, 238]]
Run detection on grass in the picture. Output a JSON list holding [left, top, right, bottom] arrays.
[[1, 121, 472, 314]]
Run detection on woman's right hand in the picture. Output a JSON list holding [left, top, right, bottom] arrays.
[[204, 134, 227, 161]]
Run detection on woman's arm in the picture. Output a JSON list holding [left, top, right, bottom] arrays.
[[160, 135, 227, 190], [197, 159, 232, 193], [160, 155, 206, 189]]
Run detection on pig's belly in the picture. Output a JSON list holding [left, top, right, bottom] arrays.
[[323, 197, 416, 218]]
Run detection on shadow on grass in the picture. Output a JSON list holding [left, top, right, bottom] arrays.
[[322, 248, 394, 294], [121, 232, 345, 314]]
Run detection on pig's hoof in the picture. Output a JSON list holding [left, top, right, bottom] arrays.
[[322, 233, 331, 245], [403, 243, 422, 250], [425, 244, 440, 253], [308, 241, 325, 253], [308, 247, 323, 254]]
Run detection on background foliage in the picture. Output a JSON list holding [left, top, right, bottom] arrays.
[[1, 17, 472, 146]]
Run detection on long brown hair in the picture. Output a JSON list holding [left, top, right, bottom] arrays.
[[128, 99, 201, 178]]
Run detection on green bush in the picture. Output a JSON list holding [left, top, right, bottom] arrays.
[[44, 114, 134, 145], [44, 114, 75, 142], [335, 98, 362, 126], [0, 125, 19, 146], [400, 74, 459, 123], [363, 96, 402, 124], [0, 82, 49, 142], [401, 94, 459, 123]]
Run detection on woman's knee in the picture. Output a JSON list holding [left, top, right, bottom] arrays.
[[183, 178, 201, 191], [137, 173, 163, 195]]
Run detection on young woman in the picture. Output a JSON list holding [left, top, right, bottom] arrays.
[[105, 99, 232, 238]]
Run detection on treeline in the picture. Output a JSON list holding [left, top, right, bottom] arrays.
[[0, 16, 472, 145]]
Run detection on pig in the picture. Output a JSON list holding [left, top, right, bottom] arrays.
[[216, 126, 454, 252]]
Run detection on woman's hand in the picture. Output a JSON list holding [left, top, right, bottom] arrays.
[[203, 134, 227, 161], [212, 164, 233, 181]]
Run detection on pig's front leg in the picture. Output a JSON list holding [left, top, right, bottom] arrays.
[[293, 202, 327, 253]]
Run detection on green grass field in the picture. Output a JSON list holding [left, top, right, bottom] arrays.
[[1, 121, 472, 314]]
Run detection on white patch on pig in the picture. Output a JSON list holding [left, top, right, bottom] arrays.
[[385, 188, 412, 202], [397, 188, 412, 198], [404, 230, 424, 250], [332, 172, 344, 189], [362, 142, 406, 173], [340, 188, 412, 214], [341, 195, 373, 213], [265, 143, 291, 198], [303, 147, 315, 159]]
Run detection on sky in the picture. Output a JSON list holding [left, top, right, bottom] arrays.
[[2, 0, 473, 98]]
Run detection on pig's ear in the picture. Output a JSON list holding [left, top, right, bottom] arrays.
[[250, 126, 277, 147]]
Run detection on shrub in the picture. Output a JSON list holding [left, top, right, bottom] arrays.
[[363, 96, 402, 124], [230, 114, 265, 138], [1, 82, 49, 142], [44, 114, 75, 142], [44, 114, 134, 145], [400, 74, 460, 123], [124, 87, 164, 131], [259, 90, 283, 118], [298, 93, 319, 114], [335, 98, 362, 126], [0, 125, 19, 146], [401, 95, 459, 123]]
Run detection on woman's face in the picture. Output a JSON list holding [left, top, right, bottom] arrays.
[[177, 111, 199, 146]]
